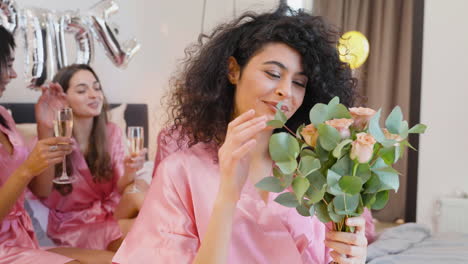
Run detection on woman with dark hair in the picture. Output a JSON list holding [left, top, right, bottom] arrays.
[[36, 64, 147, 252], [0, 25, 114, 264], [114, 4, 372, 264]]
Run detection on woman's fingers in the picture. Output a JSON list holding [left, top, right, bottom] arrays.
[[227, 109, 256, 130], [330, 251, 363, 264], [231, 139, 256, 161], [324, 240, 366, 258], [346, 217, 366, 235], [233, 115, 267, 133], [233, 118, 267, 144], [326, 231, 367, 246]]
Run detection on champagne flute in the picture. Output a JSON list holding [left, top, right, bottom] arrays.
[[52, 108, 75, 184], [127, 126, 144, 193]]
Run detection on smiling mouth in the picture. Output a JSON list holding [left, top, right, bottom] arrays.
[[88, 102, 100, 109], [263, 100, 290, 113]]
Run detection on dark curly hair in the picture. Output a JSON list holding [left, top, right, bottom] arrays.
[[165, 3, 356, 149]]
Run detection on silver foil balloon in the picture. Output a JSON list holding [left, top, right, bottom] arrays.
[[0, 0, 18, 33], [59, 11, 94, 66], [21, 8, 63, 88], [87, 0, 140, 68]]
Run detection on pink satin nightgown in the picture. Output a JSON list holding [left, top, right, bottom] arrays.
[[114, 142, 375, 264], [41, 122, 125, 250], [0, 106, 73, 264]]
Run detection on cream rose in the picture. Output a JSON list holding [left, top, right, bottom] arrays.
[[350, 132, 376, 163], [325, 118, 354, 139], [349, 107, 376, 131], [301, 124, 318, 148]]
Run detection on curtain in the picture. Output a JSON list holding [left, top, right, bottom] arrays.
[[312, 0, 414, 222]]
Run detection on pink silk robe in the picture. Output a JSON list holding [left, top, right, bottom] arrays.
[[41, 122, 125, 250], [0, 106, 72, 264], [115, 143, 337, 264]]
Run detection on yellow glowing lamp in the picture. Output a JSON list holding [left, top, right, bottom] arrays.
[[338, 31, 370, 69]]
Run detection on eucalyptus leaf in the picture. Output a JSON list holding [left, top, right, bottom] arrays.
[[327, 169, 343, 195], [364, 173, 381, 194], [306, 183, 327, 204], [328, 202, 345, 222], [309, 103, 328, 126], [408, 124, 427, 134], [368, 109, 386, 142], [331, 155, 352, 176], [269, 132, 300, 162], [333, 194, 360, 214], [292, 177, 310, 201], [333, 139, 353, 158], [300, 148, 317, 158], [274, 192, 300, 208], [328, 104, 352, 120], [338, 175, 363, 195], [362, 193, 377, 207], [309, 205, 316, 216], [371, 166, 400, 192], [267, 120, 284, 129], [273, 167, 294, 189], [296, 204, 311, 216], [299, 156, 321, 177], [318, 124, 341, 151], [385, 106, 403, 134], [400, 121, 409, 139], [315, 140, 329, 162], [379, 146, 396, 165], [276, 159, 298, 175], [255, 176, 284, 193], [372, 190, 389, 210], [315, 201, 332, 223], [356, 163, 371, 184], [306, 170, 327, 191]]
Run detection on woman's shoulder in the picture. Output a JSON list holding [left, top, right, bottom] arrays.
[[156, 143, 218, 181]]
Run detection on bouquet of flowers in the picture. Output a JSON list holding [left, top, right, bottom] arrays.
[[256, 97, 427, 232]]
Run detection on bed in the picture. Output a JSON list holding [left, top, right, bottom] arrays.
[[367, 223, 468, 263]]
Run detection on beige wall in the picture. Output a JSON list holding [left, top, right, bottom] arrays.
[[417, 0, 468, 231], [3, 0, 278, 159]]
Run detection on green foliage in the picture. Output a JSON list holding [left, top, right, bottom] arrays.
[[318, 124, 342, 151], [292, 177, 310, 201], [264, 97, 427, 231], [339, 176, 363, 195], [255, 177, 284, 193], [408, 124, 427, 134], [274, 192, 300, 208]]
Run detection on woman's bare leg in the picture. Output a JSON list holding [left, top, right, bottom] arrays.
[[47, 247, 114, 264]]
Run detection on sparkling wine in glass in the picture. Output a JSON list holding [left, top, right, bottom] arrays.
[[52, 108, 75, 184], [127, 126, 144, 193]]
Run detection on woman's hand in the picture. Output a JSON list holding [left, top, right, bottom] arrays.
[[217, 109, 267, 203], [124, 148, 148, 177], [325, 217, 368, 264], [35, 83, 68, 130], [18, 137, 73, 179]]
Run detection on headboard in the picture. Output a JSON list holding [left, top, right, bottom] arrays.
[[0, 103, 149, 148]]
